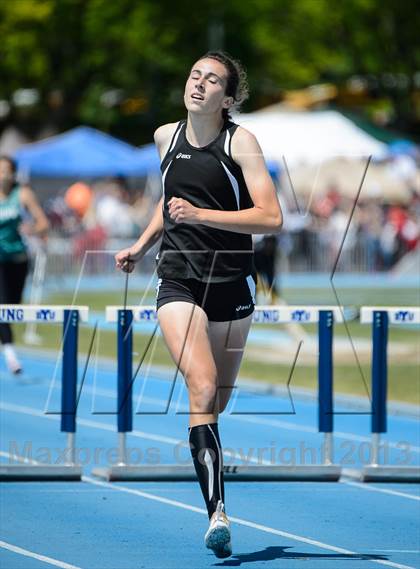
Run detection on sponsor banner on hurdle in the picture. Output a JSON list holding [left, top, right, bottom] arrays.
[[0, 305, 89, 323], [105, 305, 345, 324], [360, 306, 420, 325]]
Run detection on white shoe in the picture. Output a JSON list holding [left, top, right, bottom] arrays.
[[4, 345, 22, 374], [204, 500, 232, 558]]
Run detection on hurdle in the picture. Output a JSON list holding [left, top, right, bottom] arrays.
[[92, 305, 345, 482], [0, 305, 89, 481], [354, 306, 420, 483]]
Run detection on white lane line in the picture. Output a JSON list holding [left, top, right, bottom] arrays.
[[342, 480, 420, 501], [0, 445, 416, 568], [72, 385, 420, 454], [0, 449, 38, 464], [2, 372, 419, 454], [0, 402, 271, 466], [0, 540, 82, 569], [1, 401, 419, 487], [230, 415, 420, 454], [0, 402, 185, 447], [82, 476, 415, 569]]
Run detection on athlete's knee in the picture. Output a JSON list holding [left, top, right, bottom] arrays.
[[187, 371, 218, 412]]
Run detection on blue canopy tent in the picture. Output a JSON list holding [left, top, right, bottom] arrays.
[[15, 126, 153, 177], [15, 125, 281, 179], [266, 159, 280, 180], [134, 143, 161, 174], [388, 139, 418, 157]]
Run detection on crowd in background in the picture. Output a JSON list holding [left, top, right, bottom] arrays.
[[41, 171, 419, 275], [280, 186, 419, 272], [43, 177, 154, 267]]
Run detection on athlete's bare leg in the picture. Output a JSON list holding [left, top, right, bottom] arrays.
[[208, 314, 253, 414], [157, 301, 219, 427]]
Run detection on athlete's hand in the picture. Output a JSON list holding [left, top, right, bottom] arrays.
[[19, 222, 36, 236], [168, 197, 201, 224], [115, 248, 138, 273]]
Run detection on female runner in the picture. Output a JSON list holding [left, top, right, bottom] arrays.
[[0, 155, 49, 373], [115, 51, 283, 558]]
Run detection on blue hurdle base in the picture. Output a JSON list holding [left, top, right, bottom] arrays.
[[0, 464, 82, 481], [92, 464, 342, 482]]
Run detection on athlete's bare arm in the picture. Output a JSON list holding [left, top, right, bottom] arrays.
[[19, 185, 49, 236], [167, 126, 283, 234], [154, 122, 179, 160], [115, 123, 178, 272]]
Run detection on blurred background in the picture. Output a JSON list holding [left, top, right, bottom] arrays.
[[1, 0, 418, 401], [1, 0, 419, 277]]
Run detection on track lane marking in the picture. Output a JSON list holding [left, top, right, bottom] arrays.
[[82, 476, 416, 569], [1, 371, 419, 453], [0, 447, 416, 569], [0, 540, 82, 569], [341, 480, 420, 501], [0, 402, 271, 466], [2, 402, 420, 489]]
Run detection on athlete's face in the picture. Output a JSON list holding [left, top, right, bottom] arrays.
[[184, 58, 233, 116], [0, 159, 14, 192]]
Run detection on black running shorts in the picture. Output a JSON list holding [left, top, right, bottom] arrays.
[[156, 275, 256, 322]]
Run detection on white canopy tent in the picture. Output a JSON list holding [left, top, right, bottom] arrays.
[[233, 110, 389, 168], [281, 157, 413, 202]]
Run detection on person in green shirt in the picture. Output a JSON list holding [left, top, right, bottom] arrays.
[[0, 155, 49, 373]]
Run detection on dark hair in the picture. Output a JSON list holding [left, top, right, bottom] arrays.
[[0, 155, 17, 174], [198, 51, 249, 120]]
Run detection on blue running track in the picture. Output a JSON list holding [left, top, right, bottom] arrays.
[[1, 352, 419, 569]]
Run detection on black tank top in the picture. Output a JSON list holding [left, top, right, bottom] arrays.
[[157, 119, 256, 283]]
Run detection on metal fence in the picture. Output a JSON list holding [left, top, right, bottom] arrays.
[[27, 232, 391, 285]]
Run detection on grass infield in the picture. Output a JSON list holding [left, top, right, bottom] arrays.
[[14, 287, 419, 405]]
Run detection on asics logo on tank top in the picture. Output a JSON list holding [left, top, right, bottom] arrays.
[[176, 152, 191, 159]]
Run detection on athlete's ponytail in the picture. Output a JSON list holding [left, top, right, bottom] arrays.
[[199, 51, 249, 120]]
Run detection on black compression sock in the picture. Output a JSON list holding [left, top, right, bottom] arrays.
[[189, 423, 225, 519]]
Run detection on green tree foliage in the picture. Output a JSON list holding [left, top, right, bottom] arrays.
[[0, 0, 418, 143]]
